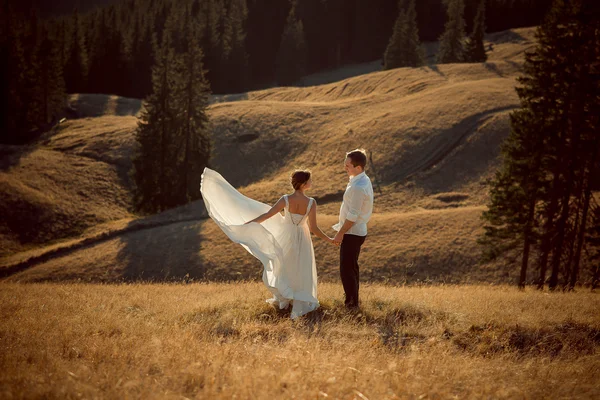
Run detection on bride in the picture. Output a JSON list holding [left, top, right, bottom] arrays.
[[200, 168, 333, 319]]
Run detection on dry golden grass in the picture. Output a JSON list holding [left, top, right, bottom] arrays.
[[0, 144, 134, 257], [1, 282, 598, 399]]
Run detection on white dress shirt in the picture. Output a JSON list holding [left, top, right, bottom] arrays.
[[332, 172, 373, 237]]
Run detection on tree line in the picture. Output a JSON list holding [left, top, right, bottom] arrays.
[[1, 0, 552, 145], [1, 1, 66, 144], [382, 0, 488, 70]]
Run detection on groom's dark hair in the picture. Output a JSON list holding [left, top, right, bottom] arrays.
[[346, 149, 367, 169]]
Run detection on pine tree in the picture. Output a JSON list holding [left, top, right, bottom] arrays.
[[130, 16, 153, 99], [132, 7, 212, 212], [219, 0, 249, 93], [553, 0, 600, 290], [22, 8, 45, 135], [383, 2, 408, 69], [465, 0, 487, 62], [198, 0, 223, 91], [87, 9, 109, 94], [56, 19, 67, 69], [384, 0, 424, 70], [276, 1, 307, 86], [589, 205, 600, 289], [132, 26, 177, 213], [64, 9, 88, 93], [0, 6, 61, 142], [404, 0, 425, 66], [479, 104, 546, 288], [480, 1, 561, 287], [105, 8, 127, 96], [171, 8, 212, 204], [1, 4, 27, 143], [37, 24, 66, 126], [0, 2, 8, 140], [352, 0, 377, 62], [538, 0, 599, 291], [480, 0, 600, 289], [436, 0, 466, 64]]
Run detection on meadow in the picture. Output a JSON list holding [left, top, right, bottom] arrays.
[[1, 283, 599, 399]]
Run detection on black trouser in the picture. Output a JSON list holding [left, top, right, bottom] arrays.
[[340, 234, 366, 308]]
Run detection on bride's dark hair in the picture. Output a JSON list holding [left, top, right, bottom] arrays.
[[290, 170, 311, 190]]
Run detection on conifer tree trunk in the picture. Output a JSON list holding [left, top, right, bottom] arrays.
[[519, 195, 537, 288], [593, 263, 600, 290], [569, 183, 592, 290], [537, 136, 566, 289], [157, 38, 172, 210], [563, 192, 582, 288], [569, 145, 599, 290], [159, 81, 169, 208], [549, 95, 581, 290], [182, 50, 194, 201]]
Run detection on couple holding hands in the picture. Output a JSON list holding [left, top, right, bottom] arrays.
[[200, 149, 373, 319]]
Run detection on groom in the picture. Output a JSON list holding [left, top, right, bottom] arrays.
[[332, 149, 374, 309]]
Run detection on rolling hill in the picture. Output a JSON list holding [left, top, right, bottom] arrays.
[[1, 27, 543, 284]]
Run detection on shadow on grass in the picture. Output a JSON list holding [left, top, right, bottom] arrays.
[[114, 96, 142, 116], [424, 64, 446, 77], [209, 92, 249, 105], [67, 93, 110, 118], [487, 29, 528, 45], [450, 320, 600, 358], [313, 190, 345, 205], [0, 214, 209, 281], [212, 130, 308, 189], [116, 218, 208, 282], [392, 105, 515, 190], [0, 144, 37, 171], [177, 294, 600, 358], [484, 62, 505, 77], [67, 94, 142, 118]]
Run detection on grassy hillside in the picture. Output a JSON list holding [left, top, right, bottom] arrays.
[[4, 207, 500, 284], [1, 283, 598, 398], [0, 112, 139, 257], [1, 27, 552, 284]]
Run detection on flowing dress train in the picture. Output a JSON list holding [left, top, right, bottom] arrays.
[[200, 168, 319, 319]]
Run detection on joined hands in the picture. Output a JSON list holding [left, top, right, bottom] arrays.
[[331, 232, 343, 247]]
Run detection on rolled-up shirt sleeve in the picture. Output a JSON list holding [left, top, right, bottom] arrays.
[[345, 186, 366, 222]]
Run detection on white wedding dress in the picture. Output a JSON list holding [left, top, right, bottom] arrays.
[[200, 168, 319, 319]]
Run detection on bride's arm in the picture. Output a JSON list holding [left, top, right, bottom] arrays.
[[245, 197, 286, 224], [308, 201, 333, 243]]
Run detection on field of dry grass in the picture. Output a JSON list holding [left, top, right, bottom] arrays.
[[0, 27, 549, 285], [1, 283, 598, 399]]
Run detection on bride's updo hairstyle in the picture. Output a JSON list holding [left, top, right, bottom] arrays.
[[291, 170, 311, 190]]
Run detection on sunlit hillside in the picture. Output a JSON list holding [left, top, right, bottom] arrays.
[[0, 27, 549, 284]]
